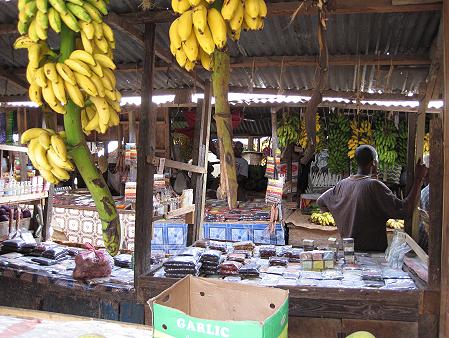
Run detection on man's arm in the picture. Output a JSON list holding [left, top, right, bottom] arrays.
[[317, 188, 332, 212], [403, 160, 427, 215]]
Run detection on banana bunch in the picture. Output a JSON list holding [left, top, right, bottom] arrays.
[[310, 212, 336, 227], [386, 219, 404, 230], [373, 119, 398, 169], [15, 14, 120, 134], [17, 0, 109, 40], [297, 115, 323, 151], [277, 114, 300, 148], [328, 114, 350, 175], [20, 128, 75, 184], [423, 132, 430, 154], [169, 0, 267, 71], [347, 119, 373, 159], [397, 120, 407, 166]]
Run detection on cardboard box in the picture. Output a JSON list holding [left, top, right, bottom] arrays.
[[149, 275, 289, 338]]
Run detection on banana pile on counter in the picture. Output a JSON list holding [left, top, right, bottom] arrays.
[[386, 219, 404, 230], [15, 0, 120, 135], [310, 212, 336, 227], [20, 128, 74, 184], [348, 119, 372, 159], [169, 0, 267, 71]]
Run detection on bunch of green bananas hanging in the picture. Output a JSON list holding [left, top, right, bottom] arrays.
[[386, 219, 404, 230], [298, 115, 323, 150], [277, 114, 300, 148], [20, 128, 75, 184], [396, 120, 407, 167], [15, 0, 120, 135], [373, 119, 398, 169], [423, 132, 430, 154], [169, 0, 267, 72], [310, 212, 336, 227], [347, 119, 372, 159], [328, 114, 350, 175]]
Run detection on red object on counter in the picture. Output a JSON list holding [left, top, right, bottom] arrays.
[[73, 243, 113, 280]]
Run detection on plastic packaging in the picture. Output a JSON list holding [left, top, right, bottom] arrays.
[[232, 241, 255, 251], [73, 244, 113, 280], [239, 262, 261, 277]]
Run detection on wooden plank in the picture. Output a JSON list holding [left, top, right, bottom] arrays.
[[0, 144, 28, 152], [165, 205, 195, 219], [288, 317, 341, 338], [440, 0, 449, 335], [405, 233, 429, 265], [119, 302, 145, 324], [135, 23, 156, 281], [148, 156, 207, 174], [0, 192, 48, 204], [428, 117, 443, 289], [405, 113, 417, 235], [393, 0, 440, 5], [342, 319, 418, 338], [122, 0, 442, 23]]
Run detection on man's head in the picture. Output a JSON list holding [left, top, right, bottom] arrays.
[[234, 141, 244, 157], [355, 145, 378, 174]]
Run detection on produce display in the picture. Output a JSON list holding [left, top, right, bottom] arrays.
[[373, 119, 398, 170], [277, 114, 299, 148], [169, 0, 267, 71], [20, 128, 74, 184], [298, 115, 324, 151], [423, 132, 430, 154], [347, 119, 373, 159], [327, 114, 350, 175], [386, 219, 404, 230], [14, 0, 121, 255], [310, 211, 335, 227]]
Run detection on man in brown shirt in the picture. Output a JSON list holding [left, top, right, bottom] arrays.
[[317, 145, 427, 252]]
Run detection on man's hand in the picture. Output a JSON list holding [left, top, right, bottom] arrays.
[[415, 159, 428, 183]]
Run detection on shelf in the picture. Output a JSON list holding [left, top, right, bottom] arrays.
[[0, 144, 28, 153], [0, 192, 48, 204]]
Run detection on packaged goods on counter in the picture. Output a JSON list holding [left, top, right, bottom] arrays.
[[227, 253, 246, 263], [208, 240, 228, 253], [219, 261, 243, 276], [328, 237, 338, 252], [232, 249, 253, 258], [303, 239, 315, 251], [239, 262, 261, 277], [73, 245, 113, 280], [343, 238, 355, 253], [269, 256, 289, 266], [266, 266, 286, 275], [259, 245, 276, 258], [113, 254, 133, 269], [163, 255, 201, 278], [233, 240, 256, 252]]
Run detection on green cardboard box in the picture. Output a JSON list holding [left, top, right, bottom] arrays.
[[149, 276, 289, 338]]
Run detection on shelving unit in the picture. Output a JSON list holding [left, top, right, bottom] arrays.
[[0, 192, 48, 205]]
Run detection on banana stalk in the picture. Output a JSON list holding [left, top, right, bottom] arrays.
[[212, 50, 238, 209], [60, 24, 120, 256]]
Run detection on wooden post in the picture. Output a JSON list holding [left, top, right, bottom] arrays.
[[287, 144, 293, 201], [405, 113, 417, 236], [428, 117, 443, 289], [412, 101, 425, 241], [271, 107, 279, 154], [248, 137, 254, 151], [193, 81, 212, 241], [440, 1, 449, 335], [135, 23, 156, 281], [42, 186, 54, 241]]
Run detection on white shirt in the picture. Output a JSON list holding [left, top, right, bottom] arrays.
[[235, 157, 249, 177]]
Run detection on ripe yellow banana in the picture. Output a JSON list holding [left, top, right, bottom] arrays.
[[26, 65, 37, 85], [90, 73, 105, 97], [64, 81, 85, 107], [35, 67, 47, 87], [56, 63, 76, 85], [244, 11, 258, 30], [93, 53, 116, 69], [51, 101, 66, 114], [60, 11, 80, 32], [178, 10, 193, 42], [74, 72, 98, 96], [50, 135, 67, 161], [245, 0, 259, 19], [29, 83, 43, 106], [40, 169, 59, 184], [258, 0, 267, 18], [106, 98, 120, 112], [28, 19, 40, 42], [172, 0, 190, 14], [48, 0, 67, 15], [89, 61, 104, 77], [175, 48, 188, 68], [82, 3, 102, 23], [86, 0, 108, 15], [221, 0, 239, 20], [199, 48, 213, 70], [109, 108, 120, 126], [21, 128, 46, 144], [188, 0, 202, 6], [192, 5, 208, 34], [27, 139, 40, 166], [194, 25, 215, 55], [64, 59, 92, 76], [86, 106, 96, 120], [104, 89, 116, 101], [208, 8, 227, 49], [100, 74, 113, 91], [70, 50, 96, 66], [42, 79, 59, 107], [51, 166, 70, 181], [66, 3, 92, 23], [183, 31, 199, 62], [48, 7, 62, 33], [102, 23, 114, 44], [184, 59, 195, 71], [84, 111, 99, 131], [229, 0, 244, 32], [36, 0, 48, 13], [94, 36, 109, 53], [13, 36, 35, 49], [169, 19, 182, 50], [52, 75, 67, 104], [90, 96, 110, 125], [80, 21, 95, 39], [28, 43, 41, 69], [34, 144, 52, 170], [43, 62, 59, 82], [38, 132, 51, 150]]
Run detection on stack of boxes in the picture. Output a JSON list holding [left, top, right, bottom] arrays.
[[300, 249, 335, 271], [343, 238, 355, 264]]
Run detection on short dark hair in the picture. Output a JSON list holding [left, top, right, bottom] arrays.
[[355, 145, 377, 167]]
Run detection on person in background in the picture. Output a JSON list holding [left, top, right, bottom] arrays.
[[418, 154, 430, 253], [234, 141, 249, 201], [317, 145, 427, 252]]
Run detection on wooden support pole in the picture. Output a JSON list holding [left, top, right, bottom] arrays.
[[405, 113, 417, 236], [429, 117, 443, 289], [440, 0, 449, 334], [271, 107, 279, 155], [135, 23, 156, 281], [248, 137, 254, 151]]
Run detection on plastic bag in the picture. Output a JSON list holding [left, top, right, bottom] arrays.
[[73, 244, 113, 280]]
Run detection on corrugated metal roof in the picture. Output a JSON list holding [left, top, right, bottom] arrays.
[[0, 3, 441, 98]]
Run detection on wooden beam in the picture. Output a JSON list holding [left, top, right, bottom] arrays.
[[0, 68, 28, 89], [148, 156, 207, 174], [121, 0, 442, 23], [105, 13, 204, 90], [135, 23, 156, 281]]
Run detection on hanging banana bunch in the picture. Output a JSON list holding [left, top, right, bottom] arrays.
[[169, 0, 267, 71], [347, 119, 373, 159], [14, 0, 120, 135], [373, 119, 398, 170], [298, 115, 323, 151], [277, 114, 300, 149], [328, 113, 350, 175], [423, 132, 430, 155], [14, 0, 121, 255]]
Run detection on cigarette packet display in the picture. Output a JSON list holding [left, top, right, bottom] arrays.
[[312, 260, 324, 271], [302, 260, 313, 270], [303, 239, 315, 251]]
